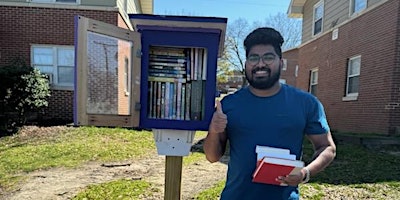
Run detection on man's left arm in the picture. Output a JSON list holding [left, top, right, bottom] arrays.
[[278, 132, 336, 186], [305, 131, 336, 176]]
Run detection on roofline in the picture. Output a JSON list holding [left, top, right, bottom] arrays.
[[287, 0, 306, 18], [139, 0, 153, 14]]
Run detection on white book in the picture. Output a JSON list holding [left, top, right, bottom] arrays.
[[255, 145, 296, 161]]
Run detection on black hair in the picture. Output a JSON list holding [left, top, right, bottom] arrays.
[[243, 27, 284, 58]]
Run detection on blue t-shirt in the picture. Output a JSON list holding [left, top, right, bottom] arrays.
[[220, 84, 330, 200]]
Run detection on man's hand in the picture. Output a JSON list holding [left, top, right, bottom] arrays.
[[276, 168, 307, 186], [209, 100, 227, 133]]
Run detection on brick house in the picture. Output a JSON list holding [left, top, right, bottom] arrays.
[[0, 0, 153, 123], [282, 0, 400, 135]]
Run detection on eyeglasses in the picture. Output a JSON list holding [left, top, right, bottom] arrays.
[[246, 53, 277, 65]]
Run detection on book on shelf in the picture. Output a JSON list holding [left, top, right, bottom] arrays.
[[190, 80, 204, 120], [148, 76, 186, 83], [149, 61, 186, 67], [147, 46, 210, 122], [148, 68, 186, 75], [149, 54, 187, 63], [252, 145, 304, 186]]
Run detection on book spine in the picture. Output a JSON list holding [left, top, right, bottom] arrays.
[[190, 80, 203, 120], [202, 49, 207, 80], [181, 83, 186, 120], [165, 82, 170, 119], [147, 81, 154, 118], [176, 82, 182, 120], [185, 83, 191, 120]]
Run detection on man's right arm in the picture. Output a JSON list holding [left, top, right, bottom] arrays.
[[203, 100, 228, 163]]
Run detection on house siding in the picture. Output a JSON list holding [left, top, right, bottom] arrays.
[[0, 5, 126, 122], [289, 0, 400, 134], [302, 0, 386, 43]]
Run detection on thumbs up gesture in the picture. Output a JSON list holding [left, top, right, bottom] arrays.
[[209, 100, 228, 133]]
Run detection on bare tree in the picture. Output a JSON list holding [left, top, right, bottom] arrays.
[[254, 12, 302, 50], [222, 18, 252, 85], [222, 13, 302, 86]]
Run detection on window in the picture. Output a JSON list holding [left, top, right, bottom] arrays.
[[124, 57, 130, 95], [309, 69, 318, 96], [32, 46, 74, 89], [282, 59, 287, 71], [31, 0, 78, 3], [313, 1, 324, 36], [350, 0, 367, 15], [346, 56, 361, 97]]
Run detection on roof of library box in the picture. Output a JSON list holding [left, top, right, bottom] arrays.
[[129, 14, 227, 57]]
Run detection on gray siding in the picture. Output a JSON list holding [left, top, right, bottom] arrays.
[[0, 0, 25, 2], [81, 0, 116, 7], [302, 0, 386, 43], [0, 0, 117, 7]]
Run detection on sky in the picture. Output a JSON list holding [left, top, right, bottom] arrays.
[[153, 0, 292, 24]]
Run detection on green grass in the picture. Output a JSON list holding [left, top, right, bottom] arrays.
[[2, 127, 400, 199], [195, 139, 400, 199], [73, 179, 160, 200], [0, 126, 156, 191]]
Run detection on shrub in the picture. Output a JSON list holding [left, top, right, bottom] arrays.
[[0, 57, 51, 135]]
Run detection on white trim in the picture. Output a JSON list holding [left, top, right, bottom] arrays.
[[282, 58, 288, 71], [345, 55, 361, 97], [31, 45, 75, 90], [295, 0, 389, 49], [309, 68, 318, 94], [30, 0, 81, 5], [349, 0, 368, 17], [312, 0, 324, 37], [342, 95, 358, 101], [0, 1, 119, 12]]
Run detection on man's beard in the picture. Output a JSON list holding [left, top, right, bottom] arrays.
[[245, 65, 281, 90]]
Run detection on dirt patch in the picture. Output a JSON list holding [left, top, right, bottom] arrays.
[[1, 127, 228, 200]]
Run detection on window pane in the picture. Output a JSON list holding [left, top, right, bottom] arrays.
[[314, 19, 322, 35], [348, 76, 359, 94], [33, 47, 53, 65], [31, 0, 52, 2], [311, 85, 317, 96], [314, 4, 323, 20], [311, 71, 318, 84], [58, 66, 74, 84], [36, 66, 53, 74], [56, 0, 77, 2], [58, 48, 74, 66], [349, 58, 360, 75], [354, 0, 366, 13]]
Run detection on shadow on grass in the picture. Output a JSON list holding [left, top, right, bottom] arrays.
[[303, 135, 400, 185], [190, 135, 400, 185]]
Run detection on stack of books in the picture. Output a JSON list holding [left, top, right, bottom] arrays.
[[252, 145, 304, 186]]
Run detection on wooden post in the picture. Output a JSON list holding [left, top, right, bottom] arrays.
[[164, 156, 183, 200]]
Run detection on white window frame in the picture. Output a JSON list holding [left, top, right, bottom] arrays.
[[124, 57, 130, 96], [350, 0, 367, 15], [343, 55, 361, 101], [312, 1, 324, 36], [309, 68, 318, 95], [30, 0, 80, 4], [282, 58, 287, 71], [31, 45, 75, 90]]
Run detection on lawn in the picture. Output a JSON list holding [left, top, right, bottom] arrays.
[[1, 126, 400, 199], [195, 138, 400, 199]]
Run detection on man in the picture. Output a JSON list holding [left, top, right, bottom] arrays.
[[203, 27, 336, 200]]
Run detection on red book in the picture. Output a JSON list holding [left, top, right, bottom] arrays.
[[252, 157, 304, 186]]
